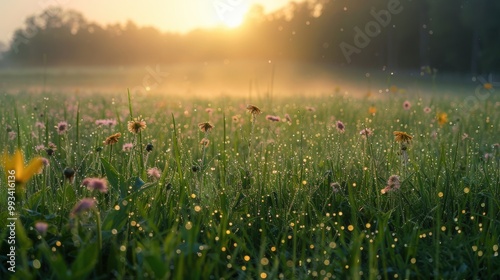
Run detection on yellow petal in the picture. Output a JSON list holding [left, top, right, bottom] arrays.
[[21, 157, 44, 184], [2, 150, 14, 171], [14, 150, 24, 178]]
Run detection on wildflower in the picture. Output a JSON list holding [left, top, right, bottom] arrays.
[[95, 119, 106, 126], [368, 106, 377, 115], [430, 130, 438, 140], [205, 108, 214, 114], [484, 83, 493, 90], [246, 105, 261, 115], [122, 143, 133, 152], [306, 106, 316, 112], [390, 85, 398, 93], [103, 132, 121, 145], [34, 221, 48, 236], [82, 178, 108, 193], [37, 158, 50, 174], [146, 143, 154, 152], [437, 112, 448, 126], [381, 175, 401, 194], [484, 153, 494, 161], [285, 114, 292, 122], [35, 122, 45, 129], [63, 167, 75, 182], [493, 143, 500, 149], [2, 150, 44, 185], [403, 101, 411, 110], [127, 117, 147, 134], [232, 115, 240, 123], [393, 131, 413, 144], [359, 128, 373, 137], [147, 167, 161, 180], [56, 121, 69, 135], [46, 148, 55, 156], [265, 115, 280, 122], [8, 131, 17, 140], [423, 107, 432, 114], [70, 198, 96, 218], [35, 144, 45, 153], [198, 122, 214, 133], [96, 119, 117, 127], [461, 133, 469, 141], [331, 182, 341, 193], [336, 121, 345, 133], [200, 138, 210, 147]]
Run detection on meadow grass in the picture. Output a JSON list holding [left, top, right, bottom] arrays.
[[0, 88, 499, 279]]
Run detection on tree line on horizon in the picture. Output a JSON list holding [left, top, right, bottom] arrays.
[[1, 0, 499, 73]]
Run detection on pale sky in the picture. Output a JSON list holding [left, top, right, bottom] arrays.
[[0, 0, 300, 46]]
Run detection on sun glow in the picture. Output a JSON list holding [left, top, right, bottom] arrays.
[[222, 13, 245, 28], [214, 1, 249, 28]]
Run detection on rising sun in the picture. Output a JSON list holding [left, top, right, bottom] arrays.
[[214, 2, 248, 28], [223, 14, 245, 28]]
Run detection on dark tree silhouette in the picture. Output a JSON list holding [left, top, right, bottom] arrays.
[[1, 1, 499, 73]]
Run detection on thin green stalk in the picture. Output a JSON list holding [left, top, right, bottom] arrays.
[[14, 102, 21, 149], [139, 131, 145, 179], [58, 179, 70, 230], [94, 208, 103, 251], [171, 114, 187, 195], [200, 135, 208, 198], [222, 113, 227, 189], [127, 88, 134, 118], [108, 144, 113, 164]]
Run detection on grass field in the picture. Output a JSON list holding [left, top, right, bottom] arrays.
[[0, 69, 499, 279]]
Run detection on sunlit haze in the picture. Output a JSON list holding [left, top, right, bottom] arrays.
[[0, 0, 300, 44]]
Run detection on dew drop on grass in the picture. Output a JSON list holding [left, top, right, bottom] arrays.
[[33, 259, 41, 269]]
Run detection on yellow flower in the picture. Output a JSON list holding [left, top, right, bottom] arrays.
[[437, 112, 448, 126], [198, 122, 214, 133], [484, 83, 493, 90], [393, 131, 413, 144], [103, 132, 121, 145], [2, 150, 43, 185], [368, 106, 377, 115], [246, 105, 262, 115], [200, 138, 210, 147], [127, 118, 147, 134]]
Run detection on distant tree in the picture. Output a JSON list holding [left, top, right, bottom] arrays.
[[1, 3, 498, 72]]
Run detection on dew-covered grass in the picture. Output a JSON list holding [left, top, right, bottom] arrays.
[[0, 87, 499, 279]]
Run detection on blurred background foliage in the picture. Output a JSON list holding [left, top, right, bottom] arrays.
[[1, 0, 499, 73]]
